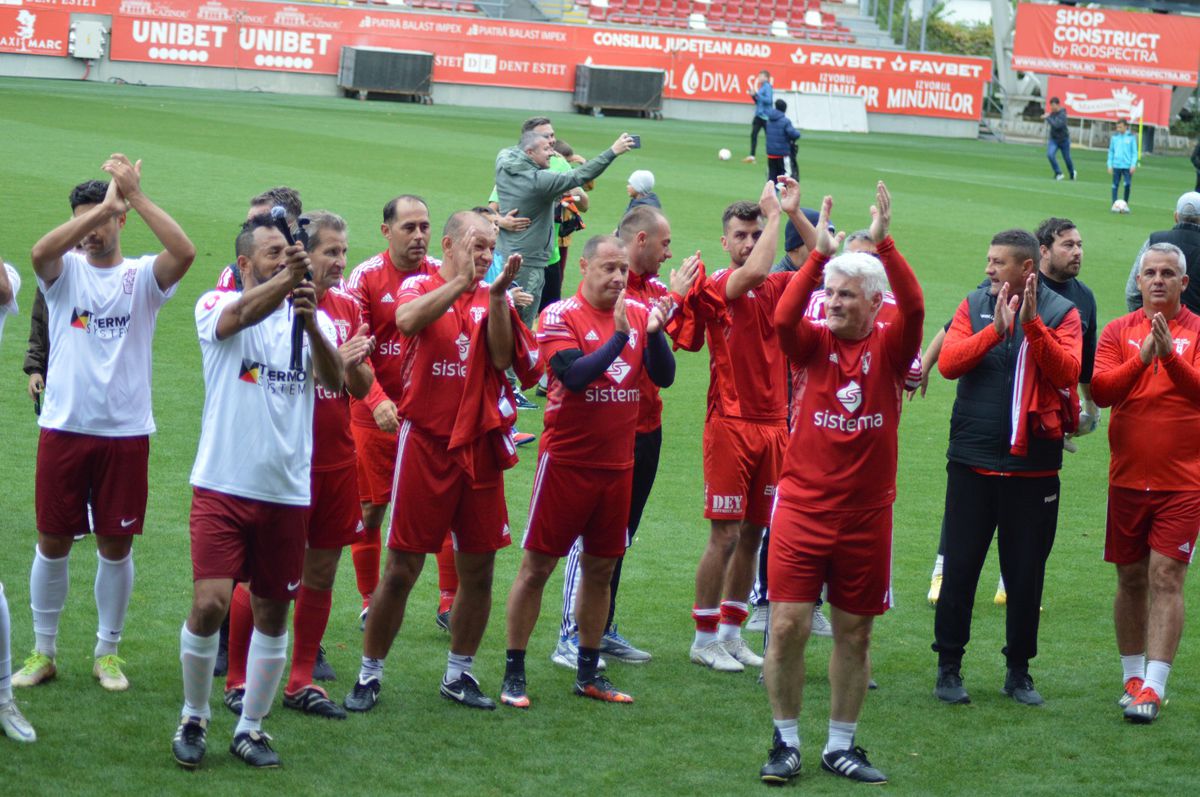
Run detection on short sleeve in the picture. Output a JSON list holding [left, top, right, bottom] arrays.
[[137, 254, 176, 310], [536, 302, 576, 346], [195, 290, 238, 344], [2, 263, 20, 315], [398, 274, 434, 304]]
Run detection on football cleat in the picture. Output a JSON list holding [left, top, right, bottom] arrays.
[[513, 431, 537, 447], [1124, 686, 1162, 724], [312, 644, 336, 682], [599, 626, 652, 663], [171, 715, 207, 769], [1118, 677, 1145, 709], [760, 729, 801, 785], [94, 654, 129, 692], [500, 673, 530, 709], [821, 745, 887, 784], [283, 685, 347, 719], [12, 651, 55, 688], [435, 610, 451, 632], [550, 635, 607, 671], [690, 639, 743, 672], [440, 672, 496, 710], [514, 392, 538, 411], [0, 700, 36, 743], [574, 673, 633, 703], [223, 686, 245, 716], [721, 637, 763, 667], [230, 729, 280, 768], [343, 676, 381, 712], [358, 606, 369, 633]]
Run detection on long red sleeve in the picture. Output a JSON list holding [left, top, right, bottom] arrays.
[[1161, 351, 1200, 403], [1023, 310, 1081, 389], [939, 300, 1003, 380], [1090, 322, 1148, 407], [774, 249, 829, 361], [362, 374, 390, 412], [875, 236, 924, 374]]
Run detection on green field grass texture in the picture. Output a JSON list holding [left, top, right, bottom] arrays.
[[1, 77, 1198, 794]]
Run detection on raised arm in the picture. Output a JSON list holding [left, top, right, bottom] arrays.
[[394, 271, 473, 337], [485, 254, 522, 371], [867, 183, 923, 369], [725, 181, 783, 300], [339, 323, 376, 400], [293, 284, 344, 393], [1091, 320, 1150, 407], [31, 178, 126, 285], [775, 195, 840, 360], [103, 154, 196, 291], [214, 243, 310, 341], [1019, 273, 1081, 389], [536, 134, 633, 196]]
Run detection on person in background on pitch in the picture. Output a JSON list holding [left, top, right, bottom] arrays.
[[1042, 98, 1076, 181], [623, 170, 661, 214], [760, 184, 921, 786], [932, 229, 1081, 708], [764, 99, 801, 183], [544, 138, 591, 315], [1124, 192, 1200, 314], [1107, 119, 1137, 212], [1092, 243, 1200, 725], [0, 253, 36, 743], [172, 213, 343, 770], [744, 70, 773, 164], [17, 157, 195, 697]]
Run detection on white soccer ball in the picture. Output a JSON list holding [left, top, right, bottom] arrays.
[[1112, 199, 1129, 213], [718, 148, 732, 161]]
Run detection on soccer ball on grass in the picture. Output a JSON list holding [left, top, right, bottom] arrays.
[[718, 148, 732, 161]]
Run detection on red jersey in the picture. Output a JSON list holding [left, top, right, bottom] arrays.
[[538, 291, 653, 469], [625, 270, 671, 434], [1092, 308, 1200, 491], [776, 240, 924, 510], [312, 287, 361, 472], [394, 271, 498, 440], [702, 269, 791, 423], [346, 250, 440, 427], [215, 266, 237, 292]]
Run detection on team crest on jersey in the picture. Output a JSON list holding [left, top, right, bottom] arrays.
[[455, 332, 470, 361], [1175, 338, 1189, 356], [470, 306, 486, 324], [862, 352, 872, 375], [607, 356, 631, 384], [333, 319, 351, 344], [836, 380, 862, 413], [122, 268, 136, 295], [627, 327, 639, 350]]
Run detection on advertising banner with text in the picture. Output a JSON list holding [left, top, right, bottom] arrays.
[[0, 5, 70, 56], [1012, 3, 1200, 87], [12, 0, 991, 119], [1047, 75, 1171, 127]]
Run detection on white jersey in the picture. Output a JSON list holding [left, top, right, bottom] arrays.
[[0, 262, 19, 343], [189, 290, 336, 506], [38, 251, 173, 436]]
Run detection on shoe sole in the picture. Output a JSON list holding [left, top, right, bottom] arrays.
[[96, 678, 129, 692], [174, 754, 203, 770], [690, 655, 743, 673], [601, 652, 651, 664], [761, 773, 799, 785], [282, 698, 347, 720], [1001, 688, 1044, 706], [935, 691, 971, 705], [13, 669, 56, 688], [439, 691, 496, 710], [500, 695, 530, 709]]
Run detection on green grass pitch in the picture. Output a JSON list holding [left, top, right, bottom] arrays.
[[1, 76, 1198, 794]]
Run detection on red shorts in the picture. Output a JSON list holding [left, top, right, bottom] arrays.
[[189, 487, 308, 602], [35, 429, 149, 537], [1105, 487, 1200, 565], [308, 465, 364, 550], [388, 422, 511, 554], [702, 417, 786, 526], [352, 423, 399, 506], [767, 498, 892, 616], [523, 454, 632, 559]]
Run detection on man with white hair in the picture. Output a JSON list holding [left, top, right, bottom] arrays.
[[759, 183, 923, 785], [1124, 192, 1200, 313], [1093, 243, 1200, 724]]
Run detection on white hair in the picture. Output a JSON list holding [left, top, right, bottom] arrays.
[[1138, 242, 1187, 275], [824, 251, 888, 299]]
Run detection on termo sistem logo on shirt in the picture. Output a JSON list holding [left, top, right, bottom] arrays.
[[238, 359, 307, 396], [71, 308, 131, 339]]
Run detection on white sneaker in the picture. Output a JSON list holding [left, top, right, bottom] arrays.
[[0, 700, 36, 743], [746, 604, 769, 633], [690, 639, 744, 672], [549, 635, 607, 671], [811, 606, 833, 638], [722, 637, 764, 667]]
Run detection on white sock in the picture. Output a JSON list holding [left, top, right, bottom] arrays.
[[236, 629, 288, 735], [1121, 653, 1146, 683], [693, 630, 717, 646], [717, 622, 742, 643], [30, 547, 70, 658], [931, 554, 944, 578], [825, 719, 857, 754], [180, 624, 219, 720], [1144, 659, 1172, 698], [773, 718, 799, 749], [94, 551, 134, 658], [446, 652, 473, 682], [0, 583, 12, 703], [359, 656, 385, 683]]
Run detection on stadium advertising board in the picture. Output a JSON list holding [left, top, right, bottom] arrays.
[[0, 5, 70, 55], [14, 0, 989, 120], [1046, 75, 1170, 127], [1012, 3, 1200, 87]]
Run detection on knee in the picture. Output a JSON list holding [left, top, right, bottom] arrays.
[[836, 623, 872, 653], [190, 594, 230, 633], [1117, 563, 1149, 594]]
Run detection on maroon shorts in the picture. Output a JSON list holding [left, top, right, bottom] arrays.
[[36, 429, 149, 537], [352, 423, 399, 506], [388, 422, 511, 555], [189, 487, 308, 602], [702, 417, 786, 526], [1105, 486, 1200, 565], [308, 465, 364, 550], [767, 498, 892, 616], [522, 454, 632, 559]]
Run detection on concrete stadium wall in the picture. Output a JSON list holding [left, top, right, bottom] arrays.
[[0, 46, 977, 139]]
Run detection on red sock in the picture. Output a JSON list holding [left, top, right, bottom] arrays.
[[692, 606, 720, 634], [351, 525, 381, 606], [225, 584, 253, 690], [436, 533, 458, 612], [286, 585, 333, 695], [719, 600, 750, 628]]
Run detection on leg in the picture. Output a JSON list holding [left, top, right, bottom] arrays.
[[435, 532, 458, 624], [92, 533, 135, 690], [995, 474, 1059, 672], [765, 601, 812, 720], [1111, 170, 1120, 204], [558, 539, 583, 639], [351, 502, 386, 608], [750, 116, 766, 157], [448, 551, 496, 658], [1144, 552, 1188, 689], [181, 578, 235, 714], [693, 519, 743, 650], [0, 582, 36, 742], [1123, 169, 1132, 203], [1061, 140, 1076, 177], [1114, 558, 1149, 658], [576, 554, 619, 651], [28, 532, 75, 664], [608, 427, 661, 633], [285, 547, 340, 694], [505, 550, 560, 653], [361, 549, 425, 660], [1046, 140, 1062, 175], [224, 584, 254, 690], [827, 608, 874, 724]]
